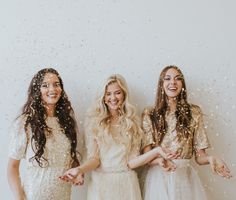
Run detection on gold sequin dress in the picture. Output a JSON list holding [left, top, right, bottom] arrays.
[[85, 123, 142, 200], [142, 105, 210, 200], [9, 116, 73, 200]]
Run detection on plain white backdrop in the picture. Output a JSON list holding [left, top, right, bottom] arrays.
[[0, 0, 235, 199]]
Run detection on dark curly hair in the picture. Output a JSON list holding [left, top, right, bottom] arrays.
[[20, 68, 79, 167], [150, 65, 192, 144]]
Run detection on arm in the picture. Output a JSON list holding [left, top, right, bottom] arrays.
[[127, 146, 177, 169], [77, 157, 100, 174], [195, 149, 210, 165], [143, 145, 177, 171], [128, 146, 160, 169], [7, 158, 25, 200], [195, 149, 232, 178], [59, 157, 100, 184], [59, 134, 101, 184]]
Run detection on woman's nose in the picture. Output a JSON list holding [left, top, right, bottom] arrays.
[[110, 93, 116, 100], [48, 84, 55, 91], [170, 78, 176, 84]]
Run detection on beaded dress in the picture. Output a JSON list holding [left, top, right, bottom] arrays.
[[9, 116, 73, 200]]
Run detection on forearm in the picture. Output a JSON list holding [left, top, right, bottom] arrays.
[[128, 147, 160, 169], [79, 157, 100, 173], [195, 149, 210, 165], [7, 159, 25, 200]]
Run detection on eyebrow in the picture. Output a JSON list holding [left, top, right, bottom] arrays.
[[106, 89, 122, 93], [164, 74, 182, 78], [42, 81, 60, 83]]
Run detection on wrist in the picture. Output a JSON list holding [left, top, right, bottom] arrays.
[[77, 166, 84, 174], [207, 155, 213, 163]]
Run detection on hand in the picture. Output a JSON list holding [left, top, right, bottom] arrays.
[[208, 156, 232, 179], [59, 167, 84, 185], [155, 146, 180, 160], [73, 173, 84, 186], [150, 157, 177, 171]]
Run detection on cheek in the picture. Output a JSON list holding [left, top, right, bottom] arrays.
[[104, 96, 109, 103], [40, 89, 46, 97], [58, 88, 62, 96], [163, 83, 168, 92], [119, 94, 125, 103]]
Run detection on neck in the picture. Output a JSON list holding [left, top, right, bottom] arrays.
[[109, 110, 120, 124], [167, 97, 177, 112], [45, 105, 55, 117]]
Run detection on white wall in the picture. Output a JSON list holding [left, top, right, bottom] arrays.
[[0, 0, 235, 199]]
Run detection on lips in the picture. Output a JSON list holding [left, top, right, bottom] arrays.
[[168, 87, 178, 92], [47, 93, 59, 98], [109, 101, 119, 106]]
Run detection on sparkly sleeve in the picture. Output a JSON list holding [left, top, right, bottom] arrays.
[[8, 116, 28, 160], [84, 119, 100, 160], [141, 108, 155, 148], [192, 105, 210, 150]]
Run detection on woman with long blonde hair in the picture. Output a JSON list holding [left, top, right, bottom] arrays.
[[60, 74, 171, 200]]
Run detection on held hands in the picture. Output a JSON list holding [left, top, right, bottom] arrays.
[[208, 156, 232, 179], [154, 146, 180, 160], [150, 157, 177, 171], [59, 167, 84, 186]]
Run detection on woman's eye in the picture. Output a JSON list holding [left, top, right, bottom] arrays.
[[163, 77, 170, 81], [41, 83, 48, 88], [175, 77, 183, 81], [54, 82, 61, 87]]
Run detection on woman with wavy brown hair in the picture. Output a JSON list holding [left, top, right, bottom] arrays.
[[7, 68, 81, 200], [142, 66, 232, 200]]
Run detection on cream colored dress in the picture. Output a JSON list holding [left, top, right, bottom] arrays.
[[9, 116, 73, 200], [142, 105, 210, 200], [85, 124, 142, 200]]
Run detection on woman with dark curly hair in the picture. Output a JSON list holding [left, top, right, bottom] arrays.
[[7, 68, 82, 200], [142, 66, 232, 200]]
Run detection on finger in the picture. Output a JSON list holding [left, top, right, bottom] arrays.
[[210, 161, 217, 174], [67, 173, 76, 179]]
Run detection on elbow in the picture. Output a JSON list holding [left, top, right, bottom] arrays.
[[195, 158, 202, 165], [195, 156, 205, 165], [127, 161, 137, 169], [7, 159, 20, 172], [90, 157, 100, 169], [95, 159, 100, 168]]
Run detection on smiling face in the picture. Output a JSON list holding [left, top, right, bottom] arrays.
[[40, 72, 62, 107], [104, 81, 125, 115], [163, 68, 183, 100]]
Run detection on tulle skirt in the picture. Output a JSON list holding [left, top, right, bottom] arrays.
[[144, 159, 207, 200]]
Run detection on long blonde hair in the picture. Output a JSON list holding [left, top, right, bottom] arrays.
[[85, 74, 142, 147]]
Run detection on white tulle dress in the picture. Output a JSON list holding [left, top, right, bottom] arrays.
[[142, 105, 210, 200]]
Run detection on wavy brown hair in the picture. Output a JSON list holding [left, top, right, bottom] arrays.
[[150, 66, 192, 145], [20, 68, 79, 167]]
